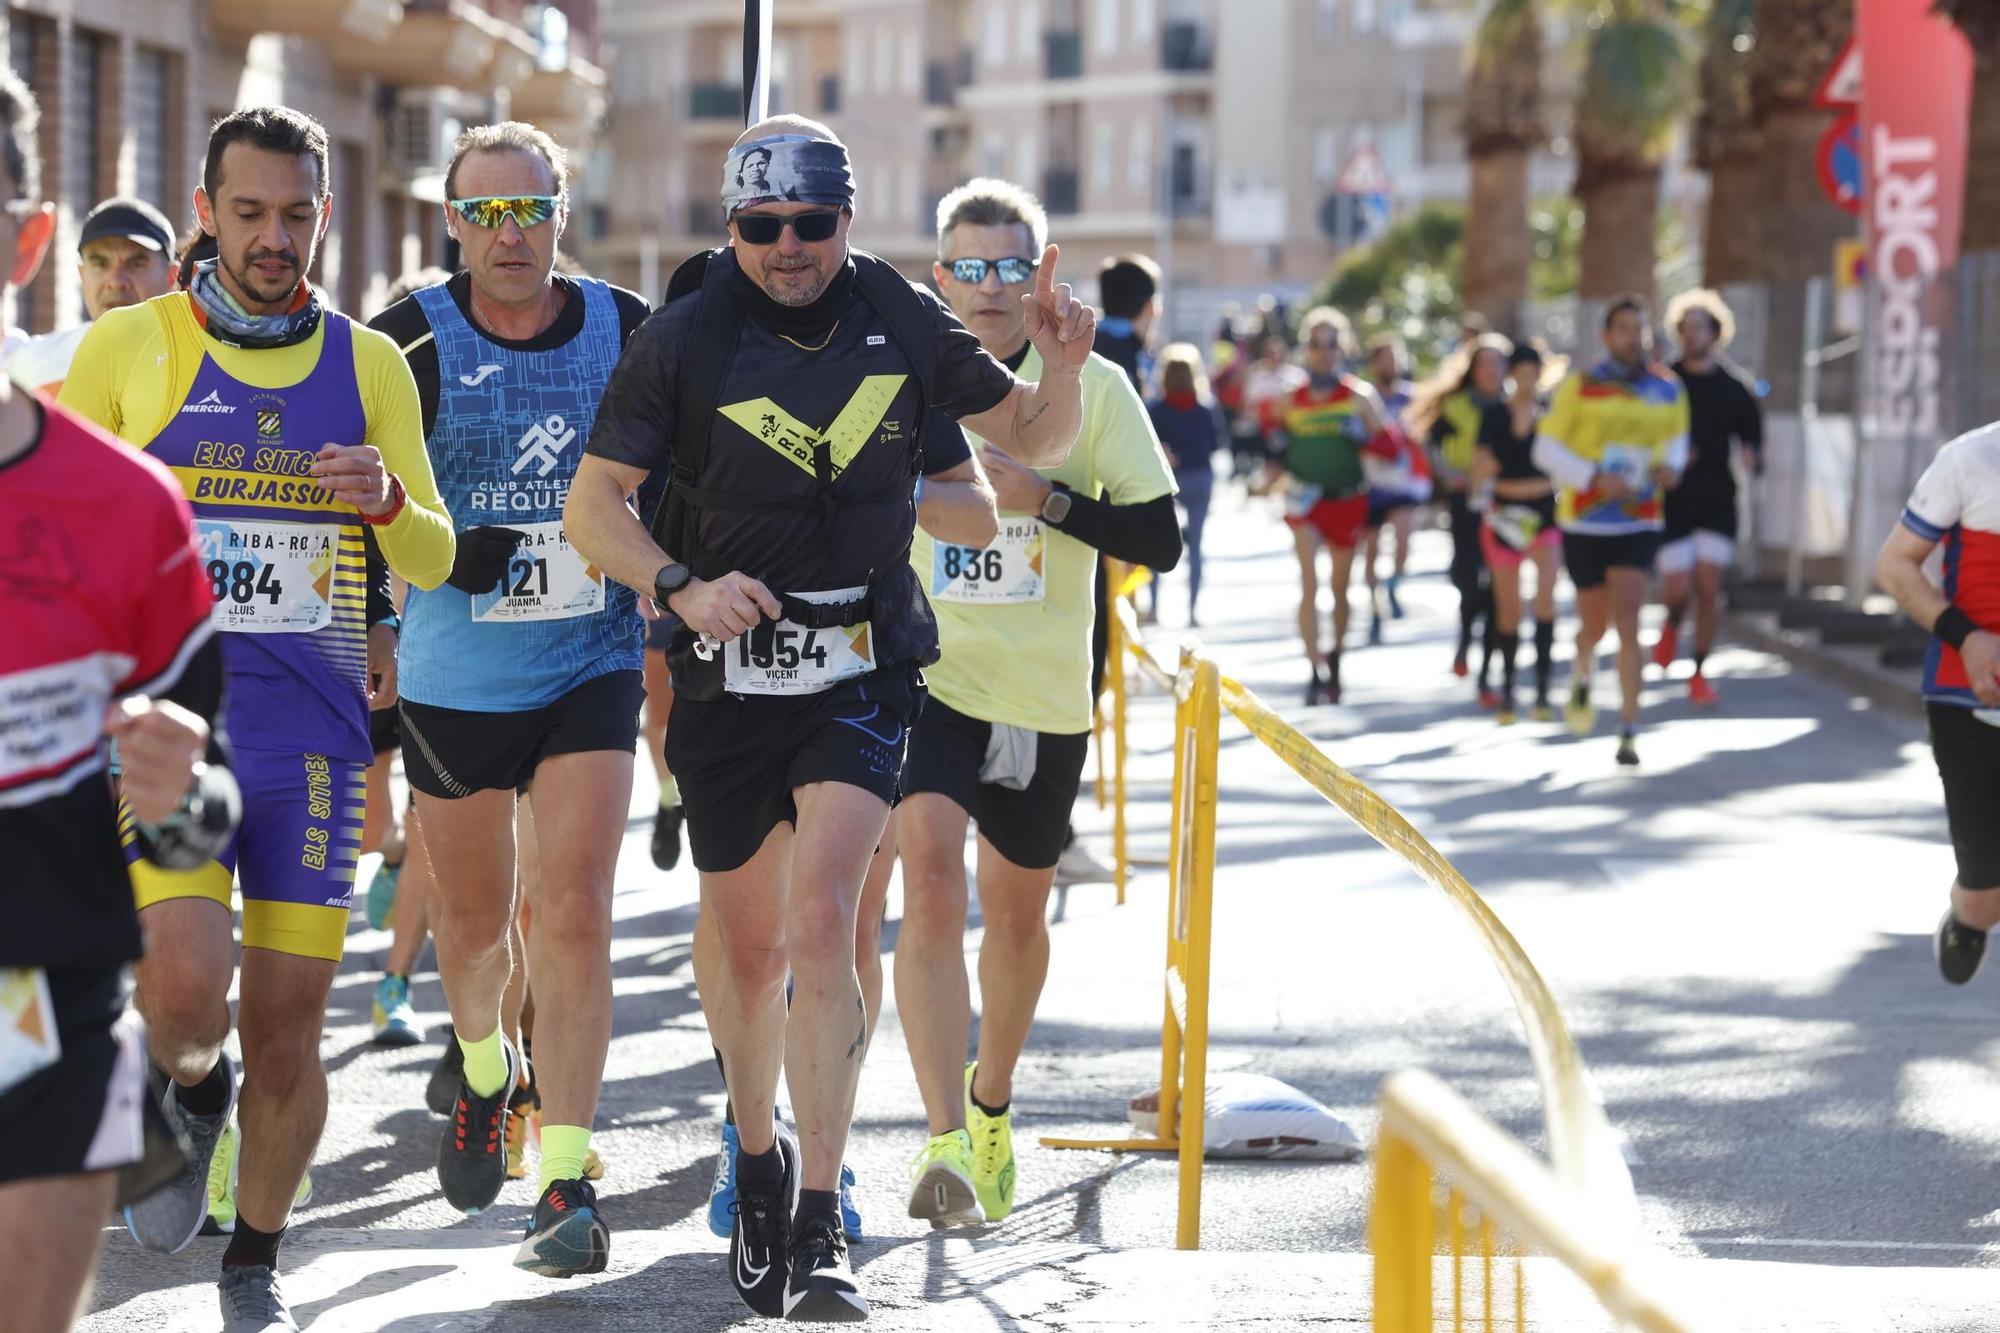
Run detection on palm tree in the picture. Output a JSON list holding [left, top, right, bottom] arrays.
[[1746, 0, 1853, 412], [1571, 1, 1693, 303], [1694, 0, 1761, 285], [1461, 0, 1547, 337], [1936, 0, 2000, 254]]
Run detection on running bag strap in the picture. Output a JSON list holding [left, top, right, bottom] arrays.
[[650, 250, 744, 562], [778, 591, 875, 629], [849, 248, 939, 405]]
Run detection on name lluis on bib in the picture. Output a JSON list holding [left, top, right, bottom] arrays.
[[721, 586, 874, 696], [196, 517, 333, 633], [472, 521, 605, 623], [931, 519, 1046, 604]]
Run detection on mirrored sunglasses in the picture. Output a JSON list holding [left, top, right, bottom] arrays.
[[732, 210, 842, 245], [449, 196, 561, 229], [947, 256, 1038, 286]]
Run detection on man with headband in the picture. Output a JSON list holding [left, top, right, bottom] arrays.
[[569, 113, 1092, 1321]]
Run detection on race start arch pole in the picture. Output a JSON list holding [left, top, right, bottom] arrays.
[[743, 0, 773, 125]]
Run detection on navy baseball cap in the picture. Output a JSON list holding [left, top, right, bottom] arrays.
[[77, 197, 176, 255]]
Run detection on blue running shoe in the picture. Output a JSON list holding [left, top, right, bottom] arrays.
[[372, 974, 424, 1047], [707, 1120, 740, 1239], [365, 855, 403, 930], [838, 1161, 863, 1241]]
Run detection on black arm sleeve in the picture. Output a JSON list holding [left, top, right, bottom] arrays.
[[1050, 491, 1183, 570], [362, 526, 394, 627], [157, 636, 229, 769]]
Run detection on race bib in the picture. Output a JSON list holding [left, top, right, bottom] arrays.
[[1284, 482, 1324, 519], [931, 519, 1047, 604], [472, 521, 605, 623], [1599, 444, 1656, 497], [722, 586, 874, 696], [196, 518, 333, 634], [0, 967, 60, 1097], [1490, 503, 1545, 551]]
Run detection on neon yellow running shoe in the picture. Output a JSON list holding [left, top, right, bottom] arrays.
[[964, 1063, 1016, 1222], [202, 1119, 314, 1234], [905, 1129, 983, 1228], [1564, 681, 1597, 737]]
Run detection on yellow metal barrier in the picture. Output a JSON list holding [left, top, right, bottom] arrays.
[[1053, 590, 1644, 1269], [1373, 1070, 1695, 1332]]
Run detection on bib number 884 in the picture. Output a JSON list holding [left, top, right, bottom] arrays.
[[736, 627, 830, 671], [207, 559, 283, 607], [941, 545, 1004, 585]]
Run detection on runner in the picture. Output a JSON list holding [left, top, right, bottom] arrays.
[[1148, 342, 1220, 626], [1475, 342, 1562, 724], [59, 105, 454, 1331], [1409, 336, 1508, 699], [1264, 307, 1398, 705], [1531, 295, 1687, 766], [368, 120, 651, 1276], [568, 114, 1091, 1321], [1360, 334, 1428, 642], [0, 72, 238, 1333], [1093, 254, 1160, 397], [880, 176, 1179, 1230], [1875, 421, 2000, 983], [1655, 288, 1763, 704], [6, 196, 176, 394]]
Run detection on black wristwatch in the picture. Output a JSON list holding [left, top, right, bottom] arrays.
[[1039, 484, 1074, 526], [654, 562, 693, 609]]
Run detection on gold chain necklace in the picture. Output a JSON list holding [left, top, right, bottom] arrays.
[[776, 319, 839, 353]]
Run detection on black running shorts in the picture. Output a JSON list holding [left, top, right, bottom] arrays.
[[0, 967, 177, 1203], [901, 697, 1092, 871], [399, 670, 645, 800], [368, 705, 401, 756], [1562, 530, 1661, 591], [669, 663, 927, 874], [1929, 702, 2000, 890]]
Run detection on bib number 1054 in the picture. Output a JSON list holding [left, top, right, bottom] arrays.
[[735, 627, 829, 672]]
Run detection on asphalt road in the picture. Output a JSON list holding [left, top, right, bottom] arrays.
[[81, 488, 1995, 1331]]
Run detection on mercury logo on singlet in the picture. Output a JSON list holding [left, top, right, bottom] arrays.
[[180, 389, 237, 415]]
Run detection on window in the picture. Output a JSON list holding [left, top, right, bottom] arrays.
[[133, 47, 173, 212], [876, 29, 894, 96], [984, 7, 1008, 65], [1018, 1, 1041, 65], [1128, 119, 1152, 191], [1316, 0, 1338, 42], [1095, 0, 1120, 55], [1314, 124, 1339, 186], [1354, 0, 1377, 35], [1092, 120, 1116, 193], [1133, 0, 1158, 43], [845, 29, 865, 93], [68, 29, 106, 200], [982, 132, 1007, 178], [901, 31, 920, 94], [1014, 132, 1038, 188]]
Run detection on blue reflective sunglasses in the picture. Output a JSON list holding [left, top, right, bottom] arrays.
[[946, 256, 1038, 285]]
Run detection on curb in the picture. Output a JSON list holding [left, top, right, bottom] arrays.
[[1725, 608, 1925, 721]]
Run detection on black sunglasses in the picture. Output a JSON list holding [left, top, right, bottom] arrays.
[[733, 210, 842, 245], [945, 256, 1038, 286]]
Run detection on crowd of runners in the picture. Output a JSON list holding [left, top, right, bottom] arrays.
[[6, 65, 1999, 1333]]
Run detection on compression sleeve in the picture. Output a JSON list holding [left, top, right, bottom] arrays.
[[353, 324, 456, 589], [1051, 491, 1183, 570], [1531, 376, 1596, 491], [1662, 386, 1691, 473]]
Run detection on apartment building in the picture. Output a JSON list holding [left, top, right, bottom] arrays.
[[3, 0, 606, 331]]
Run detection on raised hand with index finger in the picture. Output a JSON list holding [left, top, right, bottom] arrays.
[[1019, 243, 1096, 374]]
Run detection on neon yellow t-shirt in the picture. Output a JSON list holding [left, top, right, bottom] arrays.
[[913, 346, 1176, 735]]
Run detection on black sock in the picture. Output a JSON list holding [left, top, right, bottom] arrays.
[[1693, 650, 1708, 674], [712, 1046, 735, 1127], [1326, 650, 1341, 692], [1457, 598, 1476, 656], [1498, 632, 1520, 698], [1534, 619, 1555, 701], [223, 1219, 285, 1270], [739, 1143, 782, 1195], [174, 1058, 231, 1118], [796, 1188, 840, 1230], [971, 1089, 1010, 1118]]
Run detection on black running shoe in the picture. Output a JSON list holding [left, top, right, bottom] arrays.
[[438, 1039, 517, 1215], [1304, 662, 1325, 707], [1937, 911, 1987, 985], [730, 1122, 800, 1318], [425, 1024, 463, 1117], [1324, 652, 1342, 706], [1615, 731, 1640, 767], [784, 1213, 869, 1322], [514, 1177, 610, 1278], [651, 804, 685, 871]]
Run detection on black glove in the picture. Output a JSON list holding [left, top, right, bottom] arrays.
[[446, 525, 528, 594]]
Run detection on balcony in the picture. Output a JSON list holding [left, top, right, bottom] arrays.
[[925, 49, 973, 106], [691, 83, 743, 120], [686, 200, 721, 238], [346, 1, 537, 91], [1161, 22, 1212, 72], [511, 52, 608, 141], [1043, 166, 1080, 215], [1043, 29, 1083, 80], [206, 0, 402, 45]]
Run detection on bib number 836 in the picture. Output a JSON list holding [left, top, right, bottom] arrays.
[[736, 627, 830, 671], [941, 545, 1004, 584], [207, 559, 283, 607]]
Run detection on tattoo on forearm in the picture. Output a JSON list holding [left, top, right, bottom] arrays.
[[1020, 402, 1050, 435]]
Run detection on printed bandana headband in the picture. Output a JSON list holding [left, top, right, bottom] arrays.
[[722, 135, 856, 217]]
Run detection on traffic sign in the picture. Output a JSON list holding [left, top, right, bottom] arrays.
[[1813, 37, 1861, 110], [1816, 113, 1862, 214], [1335, 145, 1392, 197]]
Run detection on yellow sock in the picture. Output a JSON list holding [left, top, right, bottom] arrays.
[[458, 1028, 509, 1099], [539, 1124, 592, 1193], [659, 773, 680, 809]]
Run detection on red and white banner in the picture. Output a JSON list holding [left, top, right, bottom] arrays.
[[1857, 0, 1973, 441]]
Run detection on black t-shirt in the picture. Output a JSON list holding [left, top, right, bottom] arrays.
[[585, 251, 1009, 668], [1669, 360, 1762, 523], [1478, 401, 1545, 483], [369, 271, 652, 439]]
